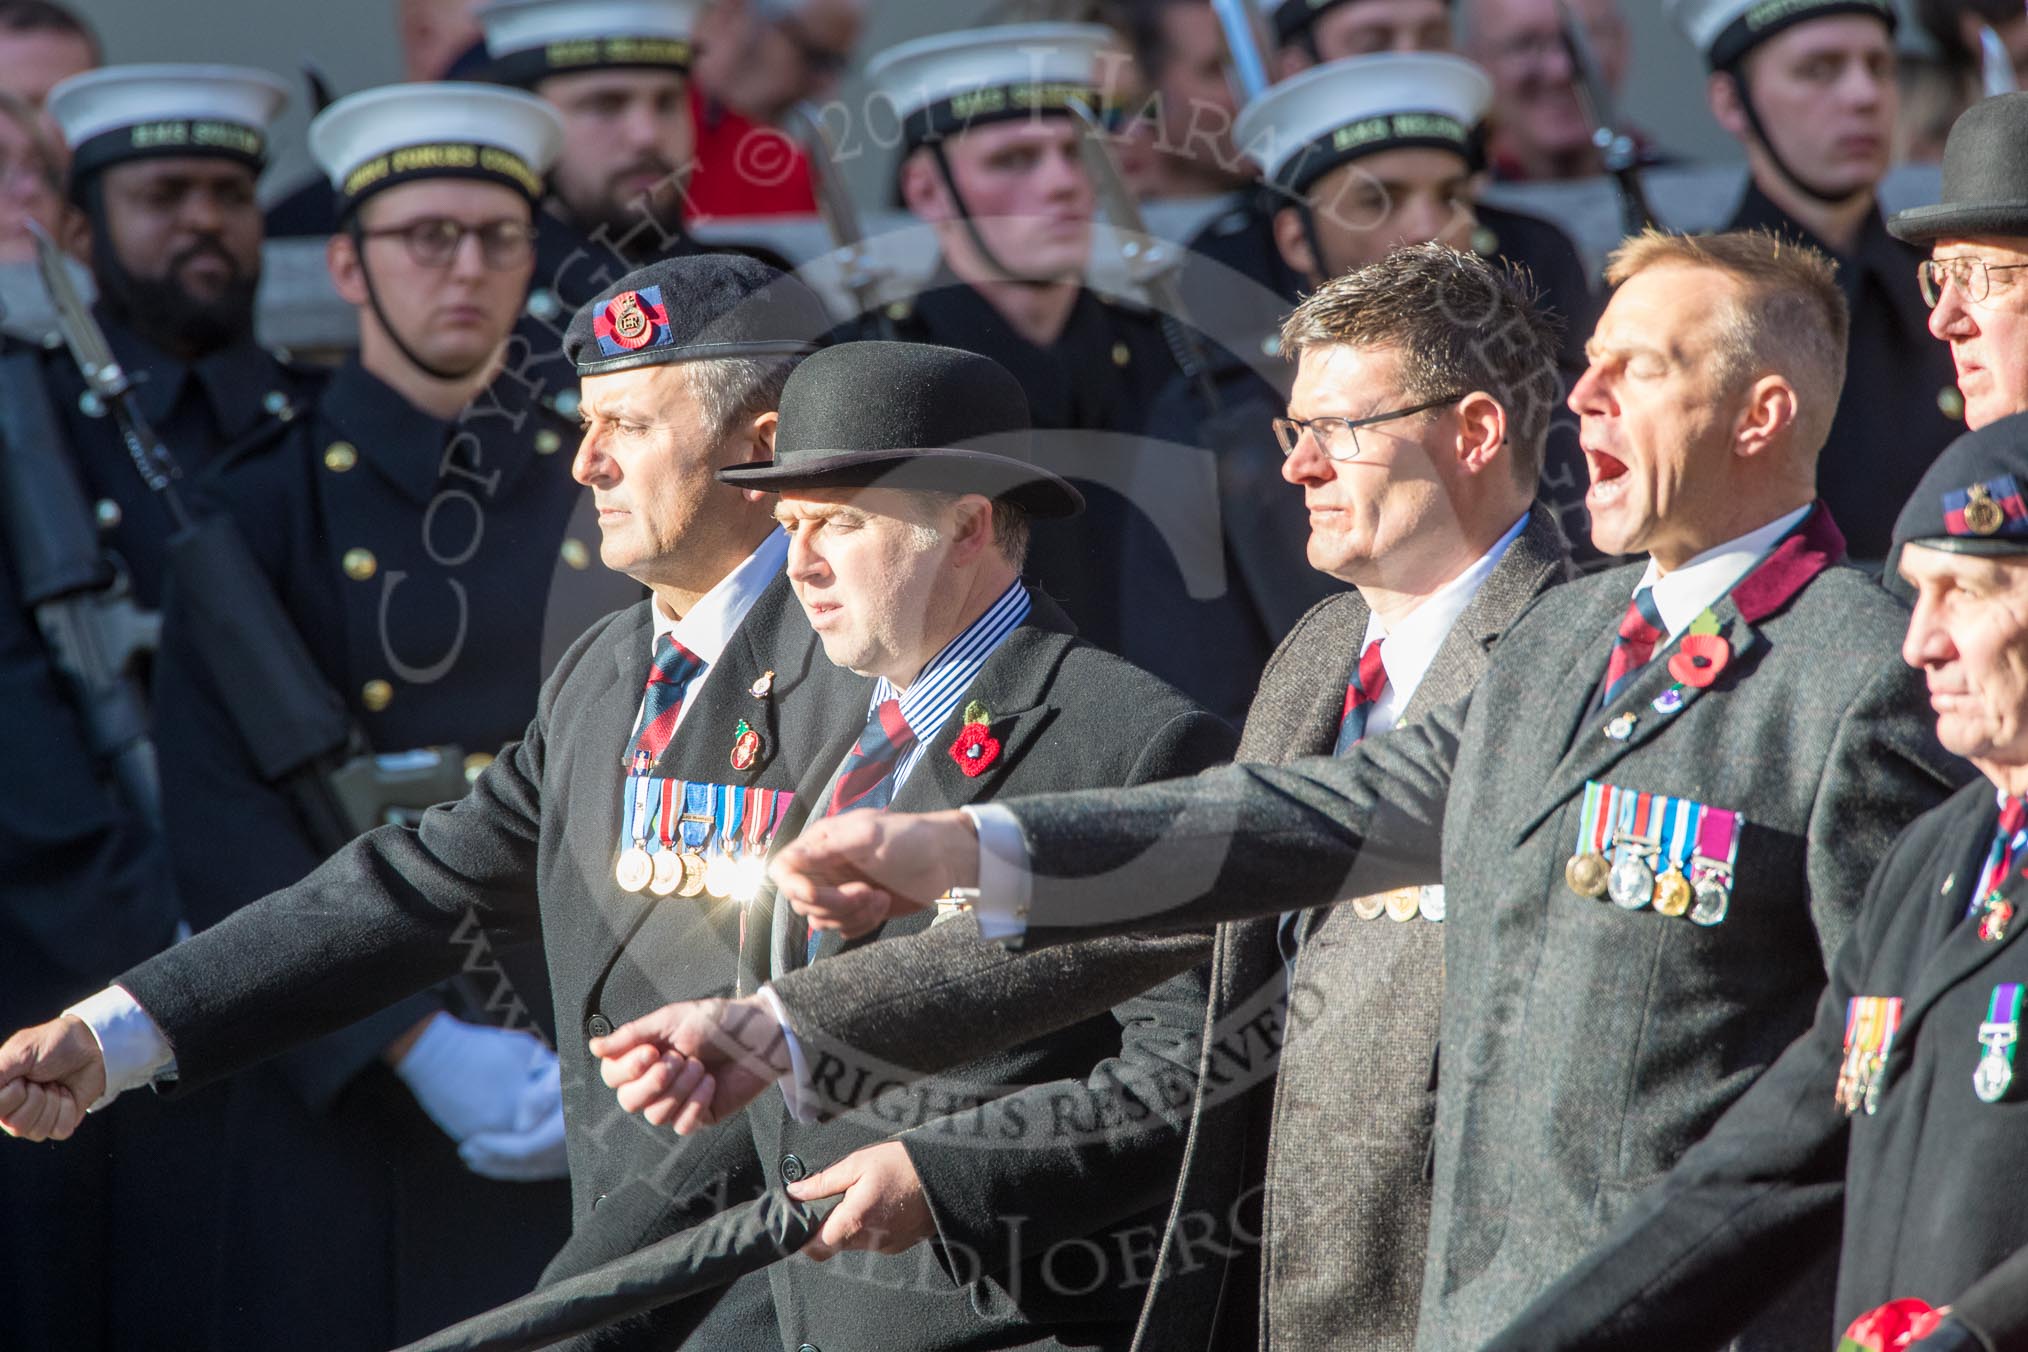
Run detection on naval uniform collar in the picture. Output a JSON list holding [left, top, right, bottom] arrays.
[[1728, 178, 1906, 281], [95, 305, 287, 446], [322, 357, 466, 506]]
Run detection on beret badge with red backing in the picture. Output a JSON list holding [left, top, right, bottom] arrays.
[[594, 285, 672, 357], [1945, 474, 2028, 538]]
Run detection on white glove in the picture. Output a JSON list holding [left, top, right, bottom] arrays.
[[392, 1013, 569, 1180]]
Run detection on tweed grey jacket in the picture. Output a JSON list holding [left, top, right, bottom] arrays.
[[772, 508, 1969, 1352]]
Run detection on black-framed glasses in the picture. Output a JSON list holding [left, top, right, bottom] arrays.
[[1271, 393, 1466, 463], [1918, 256, 2028, 307], [357, 217, 536, 270]]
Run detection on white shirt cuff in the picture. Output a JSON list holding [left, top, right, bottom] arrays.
[[962, 804, 1033, 943], [64, 985, 175, 1111], [755, 985, 814, 1124]]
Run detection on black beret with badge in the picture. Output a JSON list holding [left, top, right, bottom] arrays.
[[1894, 411, 2028, 556], [718, 340, 1085, 518], [562, 254, 832, 376]]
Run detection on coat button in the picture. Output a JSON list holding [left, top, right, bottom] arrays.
[[534, 428, 563, 455], [342, 547, 378, 581], [462, 752, 495, 783], [1110, 340, 1131, 367], [780, 1154, 806, 1183], [262, 389, 295, 420], [93, 497, 121, 530], [592, 1192, 607, 1211], [560, 538, 591, 570], [798, 1344, 819, 1352], [1940, 386, 1966, 421], [551, 389, 581, 420], [324, 441, 358, 472], [586, 1014, 613, 1041], [361, 679, 393, 712], [527, 287, 562, 321]]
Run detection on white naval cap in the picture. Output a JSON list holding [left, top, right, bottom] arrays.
[[866, 23, 1116, 153], [1667, 0, 1896, 70], [309, 82, 564, 216], [49, 64, 290, 181], [477, 0, 700, 85], [1235, 52, 1491, 194]]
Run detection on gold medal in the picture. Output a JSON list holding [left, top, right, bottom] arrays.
[[1565, 851, 1610, 898], [649, 849, 682, 896], [1964, 483, 2006, 536], [615, 846, 653, 893], [1384, 888, 1421, 923], [1351, 894, 1388, 922], [677, 850, 707, 897], [1652, 867, 1693, 917]]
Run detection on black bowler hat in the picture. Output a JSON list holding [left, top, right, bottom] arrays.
[[1888, 93, 2028, 244], [563, 254, 830, 377], [718, 342, 1085, 519], [1893, 411, 2028, 556]]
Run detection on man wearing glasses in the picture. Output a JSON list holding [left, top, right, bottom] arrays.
[[1892, 92, 2028, 440], [139, 82, 585, 1349]]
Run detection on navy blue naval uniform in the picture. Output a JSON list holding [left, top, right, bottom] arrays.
[[35, 307, 322, 609], [147, 356, 592, 1351]]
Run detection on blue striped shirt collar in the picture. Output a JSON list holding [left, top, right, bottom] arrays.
[[872, 579, 1031, 779]]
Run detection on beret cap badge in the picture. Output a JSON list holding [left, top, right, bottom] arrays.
[[1944, 476, 2028, 538], [594, 286, 670, 357]]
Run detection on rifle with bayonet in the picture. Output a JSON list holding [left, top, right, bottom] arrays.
[[0, 340, 163, 830], [1555, 0, 1657, 238], [1066, 97, 1224, 414], [27, 223, 469, 851], [783, 102, 900, 340]]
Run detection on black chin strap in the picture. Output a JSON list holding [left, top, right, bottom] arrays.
[[1726, 68, 1870, 208], [347, 219, 493, 385], [926, 141, 1077, 290]]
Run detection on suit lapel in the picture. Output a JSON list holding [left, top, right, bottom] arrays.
[[1902, 810, 2027, 1036], [1296, 597, 1367, 755]]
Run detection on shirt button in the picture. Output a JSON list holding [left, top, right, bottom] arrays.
[[586, 1014, 613, 1041], [361, 679, 393, 712], [780, 1153, 806, 1183]]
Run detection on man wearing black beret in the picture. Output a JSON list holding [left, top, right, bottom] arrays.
[[599, 339, 1236, 1352], [1472, 414, 2028, 1352], [0, 245, 839, 1352]]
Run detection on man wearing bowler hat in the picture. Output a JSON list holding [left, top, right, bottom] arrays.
[[1475, 414, 2028, 1352], [1891, 92, 2028, 441], [647, 339, 1236, 1352]]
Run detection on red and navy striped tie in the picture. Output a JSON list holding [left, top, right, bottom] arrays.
[[1600, 587, 1665, 707], [1333, 640, 1388, 755], [629, 635, 706, 764], [824, 699, 917, 817]]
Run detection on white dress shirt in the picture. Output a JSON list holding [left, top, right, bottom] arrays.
[[963, 504, 1816, 944], [72, 530, 792, 1110]]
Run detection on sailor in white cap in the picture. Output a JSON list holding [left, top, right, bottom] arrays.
[[849, 21, 1182, 654], [1186, 1, 1596, 384], [33, 63, 313, 610], [1673, 0, 1962, 560], [141, 81, 587, 1346]]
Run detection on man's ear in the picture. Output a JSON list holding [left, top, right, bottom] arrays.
[[1270, 205, 1319, 283], [1453, 391, 1509, 477], [1732, 374, 1798, 461], [327, 230, 367, 307], [898, 149, 951, 222], [948, 494, 996, 566], [1707, 69, 1749, 141], [737, 410, 779, 504]]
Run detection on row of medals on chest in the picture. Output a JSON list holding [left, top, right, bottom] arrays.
[[1565, 835, 1731, 924], [616, 825, 763, 901]]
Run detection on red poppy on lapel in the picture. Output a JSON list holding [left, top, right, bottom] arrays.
[[950, 722, 1000, 777], [1668, 633, 1730, 689]]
